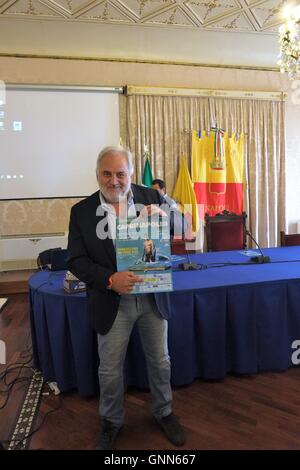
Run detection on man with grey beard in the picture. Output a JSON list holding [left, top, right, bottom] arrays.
[[67, 146, 185, 450]]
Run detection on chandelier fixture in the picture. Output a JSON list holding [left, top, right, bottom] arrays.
[[278, 4, 300, 79]]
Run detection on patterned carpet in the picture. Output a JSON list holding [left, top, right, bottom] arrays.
[[8, 370, 44, 450]]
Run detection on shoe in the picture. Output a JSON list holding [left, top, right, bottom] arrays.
[[156, 413, 186, 446], [96, 419, 122, 450]]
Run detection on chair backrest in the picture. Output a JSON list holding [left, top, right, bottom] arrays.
[[205, 211, 247, 252], [170, 238, 196, 255], [280, 231, 300, 247]]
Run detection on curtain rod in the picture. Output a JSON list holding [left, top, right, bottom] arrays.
[[125, 85, 287, 101]]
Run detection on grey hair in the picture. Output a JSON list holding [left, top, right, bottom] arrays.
[[96, 146, 134, 176]]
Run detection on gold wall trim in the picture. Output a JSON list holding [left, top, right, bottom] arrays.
[[126, 85, 287, 101], [0, 232, 66, 239], [0, 52, 280, 72]]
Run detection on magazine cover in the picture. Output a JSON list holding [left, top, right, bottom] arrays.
[[116, 216, 173, 294]]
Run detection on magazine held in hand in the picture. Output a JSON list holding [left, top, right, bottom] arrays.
[[116, 215, 173, 294]]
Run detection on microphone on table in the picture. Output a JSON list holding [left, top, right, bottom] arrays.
[[246, 230, 270, 263], [177, 240, 198, 271]]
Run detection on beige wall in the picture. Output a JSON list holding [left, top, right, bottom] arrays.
[[1, 56, 299, 237], [0, 198, 82, 236], [0, 18, 278, 68], [0, 56, 288, 89]]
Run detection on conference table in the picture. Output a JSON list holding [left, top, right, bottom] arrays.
[[29, 247, 300, 396]]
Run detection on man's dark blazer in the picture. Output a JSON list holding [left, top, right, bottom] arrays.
[[67, 183, 170, 335]]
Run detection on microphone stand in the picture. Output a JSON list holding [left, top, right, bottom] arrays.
[[178, 243, 198, 271], [246, 230, 270, 263]]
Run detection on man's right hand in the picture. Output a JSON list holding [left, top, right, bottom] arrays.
[[110, 272, 143, 295]]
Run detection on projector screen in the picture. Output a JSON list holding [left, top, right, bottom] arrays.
[[0, 85, 121, 199]]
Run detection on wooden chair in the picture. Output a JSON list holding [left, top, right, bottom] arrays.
[[205, 210, 247, 252], [171, 238, 196, 254], [280, 231, 300, 247]]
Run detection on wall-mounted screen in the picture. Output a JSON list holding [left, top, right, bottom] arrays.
[[0, 85, 121, 199]]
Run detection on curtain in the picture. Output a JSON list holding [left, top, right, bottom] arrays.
[[126, 95, 285, 247]]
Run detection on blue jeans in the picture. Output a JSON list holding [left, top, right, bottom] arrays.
[[97, 294, 172, 426]]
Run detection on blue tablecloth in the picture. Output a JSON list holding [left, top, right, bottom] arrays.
[[29, 247, 300, 396]]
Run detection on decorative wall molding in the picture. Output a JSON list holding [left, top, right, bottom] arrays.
[[0, 52, 281, 71]]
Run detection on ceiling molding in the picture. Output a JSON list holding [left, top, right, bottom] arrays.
[[0, 51, 281, 71], [0, 0, 289, 33]]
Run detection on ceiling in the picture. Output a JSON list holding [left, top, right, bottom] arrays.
[[0, 0, 290, 33], [0, 0, 296, 67]]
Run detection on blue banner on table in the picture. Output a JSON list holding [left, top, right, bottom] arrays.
[[116, 216, 173, 294]]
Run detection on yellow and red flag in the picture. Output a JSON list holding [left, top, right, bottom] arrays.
[[192, 129, 244, 218], [172, 157, 199, 233]]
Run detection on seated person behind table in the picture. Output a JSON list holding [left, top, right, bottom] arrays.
[[152, 179, 177, 209], [152, 179, 190, 238], [142, 238, 156, 262]]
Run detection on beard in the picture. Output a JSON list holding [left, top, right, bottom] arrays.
[[99, 181, 131, 204]]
